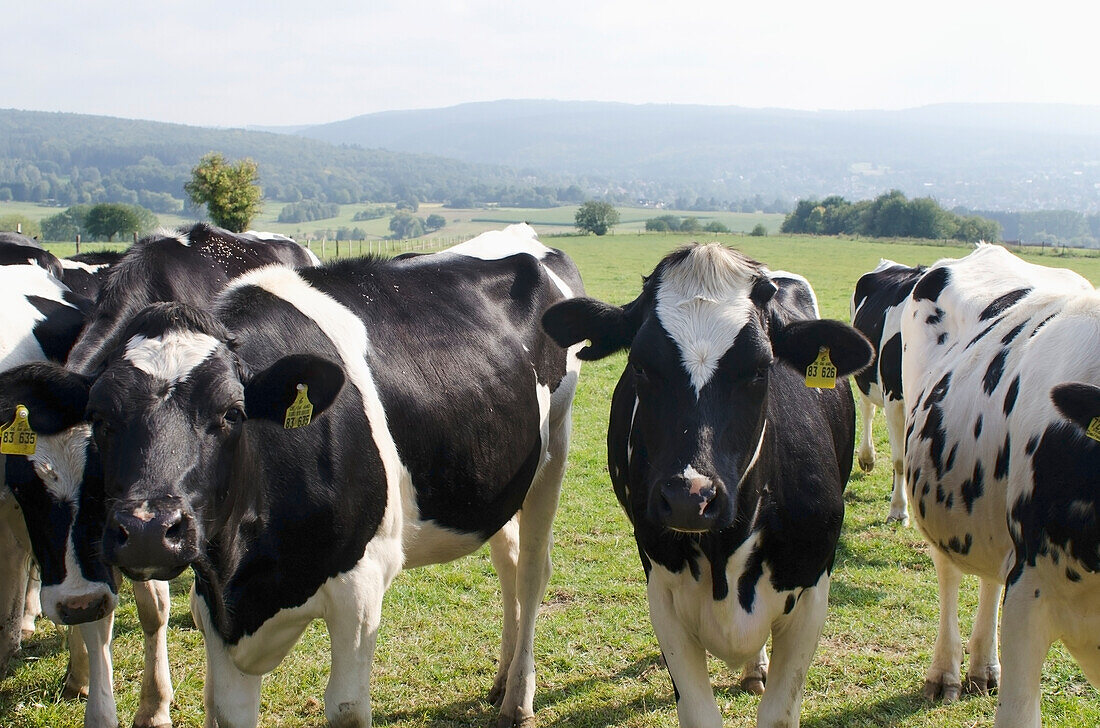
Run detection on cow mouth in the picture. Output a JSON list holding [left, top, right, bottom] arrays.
[[117, 563, 190, 582]]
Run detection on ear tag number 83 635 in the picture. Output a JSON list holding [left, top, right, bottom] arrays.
[[805, 347, 837, 389], [1, 404, 37, 455]]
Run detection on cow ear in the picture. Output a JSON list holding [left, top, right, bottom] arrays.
[[771, 319, 873, 377], [0, 362, 92, 434], [1051, 382, 1100, 434], [542, 297, 641, 361], [243, 354, 345, 425]]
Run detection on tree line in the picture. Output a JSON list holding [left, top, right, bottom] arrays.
[[780, 191, 1001, 242]]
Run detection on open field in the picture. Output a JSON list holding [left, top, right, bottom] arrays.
[[1, 200, 785, 243], [2, 234, 1099, 727]]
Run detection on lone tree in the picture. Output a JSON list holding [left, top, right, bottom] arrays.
[[83, 203, 154, 241], [185, 152, 263, 232], [574, 201, 620, 236]]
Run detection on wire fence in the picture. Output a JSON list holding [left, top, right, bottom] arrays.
[[305, 234, 474, 260]]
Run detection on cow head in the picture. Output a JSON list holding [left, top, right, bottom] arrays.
[[543, 244, 871, 533], [0, 364, 117, 625], [83, 302, 345, 581]]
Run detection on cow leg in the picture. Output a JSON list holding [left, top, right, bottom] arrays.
[[78, 614, 119, 728], [756, 579, 829, 728], [495, 401, 570, 728], [883, 397, 909, 525], [132, 579, 173, 728], [965, 577, 1002, 695], [322, 559, 393, 728], [63, 625, 91, 699], [856, 393, 876, 473], [190, 587, 261, 728], [23, 564, 41, 638], [994, 572, 1051, 728], [487, 516, 520, 707], [648, 579, 721, 728], [739, 645, 768, 695], [924, 549, 964, 703], [0, 494, 33, 677]]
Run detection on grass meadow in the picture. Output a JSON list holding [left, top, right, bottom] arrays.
[[0, 200, 785, 243], [3, 233, 1100, 727]]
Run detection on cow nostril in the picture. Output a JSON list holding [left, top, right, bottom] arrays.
[[115, 524, 129, 545], [165, 520, 184, 541]]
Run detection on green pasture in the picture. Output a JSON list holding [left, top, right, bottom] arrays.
[[1, 200, 785, 243], [2, 234, 1099, 727]]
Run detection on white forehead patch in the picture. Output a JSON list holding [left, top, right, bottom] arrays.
[[124, 331, 220, 386], [29, 424, 92, 502], [656, 245, 761, 394]]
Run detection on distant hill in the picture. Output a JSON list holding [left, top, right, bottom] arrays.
[[287, 100, 1100, 213], [0, 108, 541, 209]]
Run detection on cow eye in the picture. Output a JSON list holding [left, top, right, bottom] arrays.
[[752, 361, 774, 382], [90, 414, 114, 439], [222, 405, 246, 426], [630, 362, 649, 382]]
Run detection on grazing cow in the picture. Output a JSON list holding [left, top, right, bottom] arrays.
[[901, 243, 1098, 725], [19, 224, 582, 727], [850, 259, 927, 525], [0, 224, 314, 727], [542, 244, 872, 728]]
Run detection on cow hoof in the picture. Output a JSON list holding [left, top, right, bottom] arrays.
[[858, 456, 875, 472], [923, 678, 961, 703], [134, 723, 171, 728], [886, 513, 909, 527], [61, 674, 89, 700], [965, 666, 1000, 695], [496, 711, 535, 728], [487, 678, 506, 708], [740, 676, 766, 695]]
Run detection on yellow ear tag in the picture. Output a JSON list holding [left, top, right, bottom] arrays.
[[283, 384, 314, 430], [1, 404, 37, 455], [1086, 418, 1100, 443], [805, 347, 837, 389]]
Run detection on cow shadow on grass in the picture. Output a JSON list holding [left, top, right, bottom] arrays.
[[363, 654, 931, 728]]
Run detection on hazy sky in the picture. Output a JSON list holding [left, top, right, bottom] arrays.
[[5, 1, 1096, 128]]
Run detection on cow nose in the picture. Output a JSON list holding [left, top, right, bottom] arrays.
[[655, 473, 722, 532], [103, 500, 197, 579], [56, 593, 111, 624]]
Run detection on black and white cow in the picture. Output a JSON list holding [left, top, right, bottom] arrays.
[[19, 224, 582, 727], [0, 258, 92, 677], [65, 223, 316, 374], [850, 259, 927, 525], [0, 223, 316, 727], [0, 260, 178, 728], [901, 243, 1099, 725], [542, 244, 872, 727]]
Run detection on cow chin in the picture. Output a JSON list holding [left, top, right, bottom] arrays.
[[118, 562, 190, 582]]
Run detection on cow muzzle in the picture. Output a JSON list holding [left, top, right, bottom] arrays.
[[40, 583, 117, 625], [102, 498, 198, 580], [651, 471, 729, 532]]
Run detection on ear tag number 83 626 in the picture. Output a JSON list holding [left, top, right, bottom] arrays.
[[1, 404, 37, 455], [805, 347, 837, 389], [284, 384, 314, 429]]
